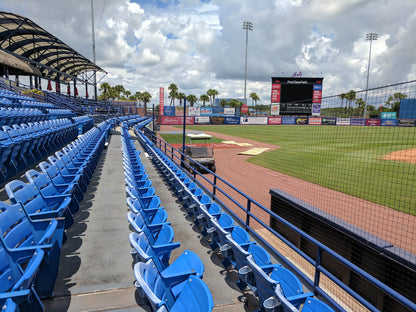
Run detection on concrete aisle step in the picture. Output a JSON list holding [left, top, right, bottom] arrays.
[[43, 129, 148, 311]]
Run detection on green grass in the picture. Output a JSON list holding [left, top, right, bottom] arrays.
[[176, 125, 416, 215]]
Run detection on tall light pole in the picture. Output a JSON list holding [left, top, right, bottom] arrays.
[[91, 0, 97, 100], [364, 32, 378, 118], [243, 21, 253, 106]]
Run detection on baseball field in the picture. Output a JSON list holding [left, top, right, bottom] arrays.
[[162, 125, 416, 216]]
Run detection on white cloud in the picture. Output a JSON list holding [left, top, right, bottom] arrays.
[[0, 0, 415, 104]]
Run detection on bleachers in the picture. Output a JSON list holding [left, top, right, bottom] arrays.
[[133, 122, 336, 312], [0, 119, 114, 311], [0, 119, 78, 184], [120, 121, 214, 312]]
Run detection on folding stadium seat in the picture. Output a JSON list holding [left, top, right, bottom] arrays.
[[1, 126, 26, 173], [0, 130, 18, 182], [0, 242, 44, 312], [301, 297, 335, 312], [127, 208, 168, 232], [12, 124, 37, 165], [0, 201, 65, 299], [47, 156, 89, 191], [39, 161, 86, 196], [134, 257, 210, 312], [5, 180, 74, 229], [25, 169, 80, 214], [126, 188, 161, 211]]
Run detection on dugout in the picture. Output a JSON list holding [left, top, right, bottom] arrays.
[[269, 189, 415, 312]]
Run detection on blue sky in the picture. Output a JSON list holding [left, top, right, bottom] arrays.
[[1, 0, 416, 104]]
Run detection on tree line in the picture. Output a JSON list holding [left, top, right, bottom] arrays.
[[98, 82, 152, 111], [167, 83, 260, 109]]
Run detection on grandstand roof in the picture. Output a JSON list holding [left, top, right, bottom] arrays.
[[0, 11, 106, 83]]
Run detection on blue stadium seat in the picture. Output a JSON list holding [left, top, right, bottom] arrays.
[[134, 257, 209, 312], [5, 179, 74, 229]]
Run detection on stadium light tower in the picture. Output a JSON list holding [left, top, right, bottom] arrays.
[[364, 32, 378, 118], [243, 21, 253, 106]]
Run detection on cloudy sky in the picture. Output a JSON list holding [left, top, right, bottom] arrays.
[[1, 0, 415, 105]]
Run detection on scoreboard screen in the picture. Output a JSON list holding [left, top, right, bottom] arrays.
[[271, 77, 323, 115]]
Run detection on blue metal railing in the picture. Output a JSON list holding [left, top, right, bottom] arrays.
[[144, 129, 416, 312]]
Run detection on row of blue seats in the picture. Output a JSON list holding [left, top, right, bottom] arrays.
[[0, 90, 56, 109], [0, 119, 114, 311], [120, 121, 214, 312], [0, 107, 48, 126], [137, 129, 335, 312], [46, 109, 76, 119], [0, 119, 78, 184]]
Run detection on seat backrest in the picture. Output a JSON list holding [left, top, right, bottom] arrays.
[[226, 234, 250, 269], [25, 169, 58, 197], [0, 201, 35, 249], [270, 267, 304, 298], [5, 180, 49, 214], [199, 194, 210, 205], [249, 244, 272, 267], [169, 276, 214, 312], [218, 213, 233, 228], [247, 255, 277, 303], [231, 226, 251, 244], [154, 224, 175, 245]]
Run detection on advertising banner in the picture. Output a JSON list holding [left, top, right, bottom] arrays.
[[188, 107, 200, 116], [195, 116, 210, 124], [163, 106, 175, 116], [200, 107, 212, 116], [381, 112, 397, 119], [337, 118, 351, 126], [322, 117, 336, 125], [268, 116, 282, 125], [270, 104, 280, 116], [365, 118, 381, 126], [282, 116, 296, 125], [240, 117, 268, 125], [224, 107, 235, 116], [160, 116, 194, 125], [175, 106, 184, 116], [212, 107, 224, 116], [224, 117, 240, 124], [398, 119, 416, 127], [211, 116, 225, 125], [271, 83, 281, 103], [350, 118, 366, 126], [308, 117, 322, 125], [296, 117, 308, 125], [312, 104, 321, 116], [381, 119, 399, 126], [159, 87, 164, 115], [312, 84, 322, 103]]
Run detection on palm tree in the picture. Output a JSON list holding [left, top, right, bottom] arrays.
[[113, 85, 125, 100], [356, 98, 366, 116], [141, 91, 152, 113], [186, 94, 198, 107], [207, 89, 219, 106], [99, 82, 111, 100], [177, 92, 186, 106], [168, 83, 178, 106], [250, 92, 260, 116], [338, 93, 346, 111], [219, 99, 228, 108], [199, 94, 209, 107], [345, 90, 356, 117]]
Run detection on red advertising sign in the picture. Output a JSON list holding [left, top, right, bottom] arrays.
[[308, 117, 322, 125], [312, 90, 322, 103], [365, 118, 381, 126], [268, 116, 282, 125], [159, 87, 164, 115], [241, 105, 249, 114], [271, 83, 281, 103], [160, 116, 194, 125]]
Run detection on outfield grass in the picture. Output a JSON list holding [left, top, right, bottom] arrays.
[[173, 125, 416, 215]]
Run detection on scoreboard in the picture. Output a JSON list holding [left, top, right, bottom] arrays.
[[271, 77, 323, 115]]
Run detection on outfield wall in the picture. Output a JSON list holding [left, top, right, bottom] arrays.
[[160, 115, 415, 126]]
